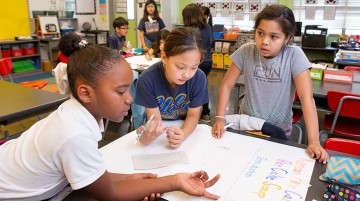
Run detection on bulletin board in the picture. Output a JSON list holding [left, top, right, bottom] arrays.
[[0, 0, 30, 41], [76, 0, 96, 14]]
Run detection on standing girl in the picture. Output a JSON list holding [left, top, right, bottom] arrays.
[[182, 3, 213, 123], [135, 27, 209, 148], [0, 43, 220, 200], [212, 4, 329, 164], [137, 0, 166, 52]]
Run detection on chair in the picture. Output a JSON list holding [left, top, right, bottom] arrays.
[[19, 80, 48, 89], [292, 92, 306, 144], [344, 66, 360, 72], [319, 90, 360, 145], [324, 138, 360, 156], [0, 58, 14, 82]]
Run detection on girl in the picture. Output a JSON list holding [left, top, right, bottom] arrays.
[[200, 6, 213, 29], [137, 0, 166, 52], [52, 32, 82, 95], [145, 29, 170, 61], [182, 3, 213, 123], [212, 4, 329, 164], [135, 27, 209, 148], [0, 43, 220, 200]]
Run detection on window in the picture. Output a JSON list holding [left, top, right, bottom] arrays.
[[292, 0, 360, 35], [206, 0, 359, 35]]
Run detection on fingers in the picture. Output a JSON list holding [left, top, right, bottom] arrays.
[[306, 145, 329, 164], [203, 190, 221, 200], [211, 122, 225, 139]]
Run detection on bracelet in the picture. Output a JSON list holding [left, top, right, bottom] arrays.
[[215, 116, 226, 119]]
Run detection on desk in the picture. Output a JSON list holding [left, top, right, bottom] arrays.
[[40, 38, 60, 69], [0, 80, 68, 126], [99, 121, 333, 201], [125, 55, 161, 73], [235, 75, 360, 113]]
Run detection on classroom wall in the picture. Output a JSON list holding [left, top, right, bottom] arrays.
[[28, 0, 110, 32]]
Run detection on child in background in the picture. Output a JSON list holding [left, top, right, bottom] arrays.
[[145, 29, 170, 61], [52, 32, 82, 95], [135, 27, 209, 148], [137, 0, 166, 52], [212, 4, 329, 164], [107, 16, 129, 51], [182, 3, 213, 123], [0, 43, 220, 200], [107, 16, 144, 129], [200, 6, 213, 30]]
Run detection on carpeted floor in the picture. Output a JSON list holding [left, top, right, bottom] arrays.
[[12, 71, 55, 84]]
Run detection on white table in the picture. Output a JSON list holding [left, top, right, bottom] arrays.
[[100, 121, 324, 201], [124, 55, 161, 72]]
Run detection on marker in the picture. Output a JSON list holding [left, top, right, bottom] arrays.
[[134, 114, 154, 144], [224, 122, 234, 129]]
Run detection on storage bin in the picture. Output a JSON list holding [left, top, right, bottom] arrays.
[[60, 28, 75, 36], [12, 60, 36, 73], [24, 48, 35, 55], [213, 32, 224, 39], [11, 49, 23, 57], [1, 50, 11, 57]]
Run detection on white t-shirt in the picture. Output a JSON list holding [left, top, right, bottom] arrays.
[[0, 98, 106, 200], [52, 62, 70, 95], [231, 43, 310, 136]]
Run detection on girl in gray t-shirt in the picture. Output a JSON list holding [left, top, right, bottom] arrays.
[[212, 4, 329, 164]]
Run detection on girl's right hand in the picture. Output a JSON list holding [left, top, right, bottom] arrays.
[[211, 119, 226, 139], [136, 120, 164, 145]]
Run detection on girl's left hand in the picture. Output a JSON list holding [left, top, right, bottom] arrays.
[[306, 143, 329, 164], [165, 126, 185, 148]]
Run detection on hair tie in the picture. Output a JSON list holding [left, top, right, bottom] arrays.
[[78, 38, 88, 48]]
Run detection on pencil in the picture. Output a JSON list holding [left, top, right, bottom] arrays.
[[134, 114, 154, 144]]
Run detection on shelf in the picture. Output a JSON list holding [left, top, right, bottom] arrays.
[[0, 39, 42, 72]]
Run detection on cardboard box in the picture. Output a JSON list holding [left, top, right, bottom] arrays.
[[310, 68, 323, 80], [323, 69, 354, 84], [224, 54, 232, 69], [212, 53, 220, 68]]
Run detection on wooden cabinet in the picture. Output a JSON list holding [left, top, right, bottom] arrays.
[[0, 39, 42, 73]]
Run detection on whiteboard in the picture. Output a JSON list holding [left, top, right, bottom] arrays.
[[75, 0, 96, 14], [38, 16, 59, 33]]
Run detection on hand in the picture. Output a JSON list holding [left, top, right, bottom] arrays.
[[143, 46, 149, 52], [176, 170, 221, 200], [306, 143, 329, 164], [136, 120, 164, 145], [165, 126, 186, 148], [211, 119, 226, 139], [145, 52, 152, 61]]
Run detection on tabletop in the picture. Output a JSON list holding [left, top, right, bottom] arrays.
[[124, 55, 160, 73], [100, 120, 334, 201], [0, 80, 68, 126]]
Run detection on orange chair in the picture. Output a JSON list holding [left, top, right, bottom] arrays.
[[19, 80, 48, 89], [319, 90, 360, 145], [324, 138, 360, 156], [0, 58, 13, 82]]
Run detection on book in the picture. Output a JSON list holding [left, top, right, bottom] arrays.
[[214, 41, 222, 53], [221, 42, 230, 53]]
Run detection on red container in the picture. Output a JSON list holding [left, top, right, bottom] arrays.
[[24, 48, 35, 55], [11, 49, 23, 57], [1, 50, 11, 57]]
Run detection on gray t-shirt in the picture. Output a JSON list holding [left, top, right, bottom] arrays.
[[231, 43, 310, 136]]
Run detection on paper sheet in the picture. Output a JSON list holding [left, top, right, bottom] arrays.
[[132, 151, 190, 170]]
